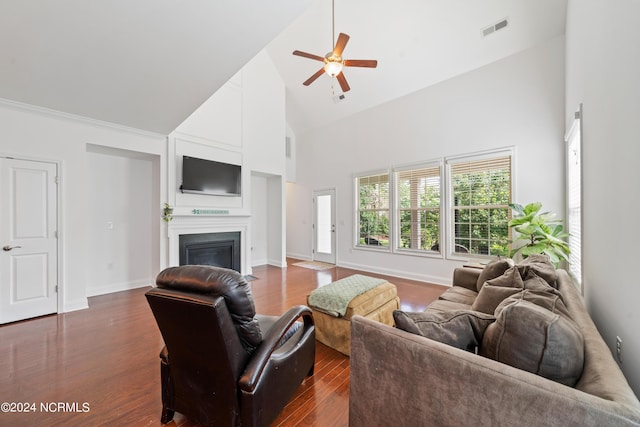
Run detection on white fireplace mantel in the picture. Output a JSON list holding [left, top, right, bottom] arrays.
[[167, 212, 251, 275]]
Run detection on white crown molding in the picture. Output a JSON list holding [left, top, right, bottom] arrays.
[[0, 97, 166, 139]]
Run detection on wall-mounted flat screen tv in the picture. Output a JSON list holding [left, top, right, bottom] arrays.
[[180, 156, 241, 196]]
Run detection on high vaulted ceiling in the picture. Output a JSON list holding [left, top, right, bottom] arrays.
[[267, 0, 567, 136], [0, 0, 567, 137], [0, 0, 312, 135]]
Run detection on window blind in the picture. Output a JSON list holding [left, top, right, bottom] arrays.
[[566, 117, 582, 286]]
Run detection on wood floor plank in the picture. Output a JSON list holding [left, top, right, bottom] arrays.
[[0, 258, 446, 426]]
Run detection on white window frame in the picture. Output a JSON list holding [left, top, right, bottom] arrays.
[[393, 160, 444, 257], [352, 148, 515, 260], [565, 106, 582, 293], [354, 169, 391, 251], [445, 147, 515, 260]]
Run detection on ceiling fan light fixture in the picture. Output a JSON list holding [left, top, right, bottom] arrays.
[[324, 58, 343, 77]]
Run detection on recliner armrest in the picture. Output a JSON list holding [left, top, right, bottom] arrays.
[[238, 305, 314, 393]]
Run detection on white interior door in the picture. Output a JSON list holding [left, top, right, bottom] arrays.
[[313, 189, 336, 264], [0, 157, 58, 324]]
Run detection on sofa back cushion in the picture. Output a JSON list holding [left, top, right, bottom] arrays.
[[393, 309, 495, 353], [516, 254, 558, 287], [481, 298, 584, 386], [471, 286, 522, 314], [475, 258, 514, 292], [471, 266, 524, 314]]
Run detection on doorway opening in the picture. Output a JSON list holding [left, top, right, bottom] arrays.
[[313, 189, 336, 264]]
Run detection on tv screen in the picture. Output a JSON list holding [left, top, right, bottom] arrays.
[[180, 156, 241, 196]]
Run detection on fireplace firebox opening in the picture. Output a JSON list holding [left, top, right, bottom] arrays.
[[179, 232, 241, 272]]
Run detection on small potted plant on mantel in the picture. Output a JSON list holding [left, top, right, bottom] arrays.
[[162, 203, 174, 223], [508, 202, 570, 267]]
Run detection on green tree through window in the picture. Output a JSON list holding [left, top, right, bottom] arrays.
[[396, 165, 441, 252], [357, 173, 390, 247], [449, 155, 511, 256]]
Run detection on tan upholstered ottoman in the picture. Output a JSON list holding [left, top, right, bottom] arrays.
[[307, 275, 400, 356]]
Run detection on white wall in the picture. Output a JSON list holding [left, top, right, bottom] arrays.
[[0, 47, 287, 311], [565, 0, 640, 395], [85, 147, 157, 296], [251, 173, 287, 268], [289, 36, 566, 285], [243, 52, 286, 176], [286, 181, 312, 261], [167, 49, 289, 271], [251, 174, 269, 266], [0, 100, 166, 312], [285, 123, 297, 182], [267, 174, 286, 267]]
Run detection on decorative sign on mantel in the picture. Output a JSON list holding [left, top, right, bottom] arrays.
[[192, 209, 230, 215]]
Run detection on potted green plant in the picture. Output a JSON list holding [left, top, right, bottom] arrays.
[[162, 203, 174, 223], [508, 202, 570, 267]]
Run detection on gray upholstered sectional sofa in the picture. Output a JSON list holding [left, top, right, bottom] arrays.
[[349, 257, 640, 426]]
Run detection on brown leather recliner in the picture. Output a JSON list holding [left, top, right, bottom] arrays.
[[145, 265, 315, 427]]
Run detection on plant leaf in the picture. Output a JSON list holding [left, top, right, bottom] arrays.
[[509, 203, 525, 216], [523, 202, 542, 215], [521, 243, 547, 256]]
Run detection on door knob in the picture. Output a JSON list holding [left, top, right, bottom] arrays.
[[2, 245, 22, 251]]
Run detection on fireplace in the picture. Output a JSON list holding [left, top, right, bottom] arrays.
[[179, 232, 241, 272]]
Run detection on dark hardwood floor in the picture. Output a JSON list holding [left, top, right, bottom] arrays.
[[0, 259, 446, 426]]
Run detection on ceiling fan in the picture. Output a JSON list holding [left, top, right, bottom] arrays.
[[292, 0, 377, 93]]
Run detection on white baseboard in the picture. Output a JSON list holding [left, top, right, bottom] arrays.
[[286, 252, 312, 262], [336, 260, 451, 287], [86, 278, 152, 298], [267, 258, 287, 268], [61, 298, 89, 313], [251, 257, 268, 267]]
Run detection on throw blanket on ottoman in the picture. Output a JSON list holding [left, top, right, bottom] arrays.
[[308, 274, 388, 317]]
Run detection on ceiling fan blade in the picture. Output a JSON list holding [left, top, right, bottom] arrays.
[[344, 59, 378, 68], [336, 72, 351, 92], [303, 68, 326, 86], [333, 33, 350, 57], [292, 50, 325, 62]]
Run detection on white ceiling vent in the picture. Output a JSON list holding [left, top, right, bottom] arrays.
[[482, 18, 509, 37]]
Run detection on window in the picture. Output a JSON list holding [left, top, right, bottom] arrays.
[[447, 153, 512, 257], [395, 164, 441, 253], [356, 172, 390, 248], [354, 148, 514, 259], [566, 108, 582, 290]]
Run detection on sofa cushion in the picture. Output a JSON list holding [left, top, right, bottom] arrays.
[[522, 272, 556, 292], [393, 309, 495, 352], [495, 288, 570, 319], [485, 266, 524, 288], [475, 258, 514, 292], [471, 266, 524, 314], [438, 286, 478, 306], [481, 299, 584, 386], [516, 254, 558, 287], [427, 299, 473, 312], [471, 286, 523, 314]]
